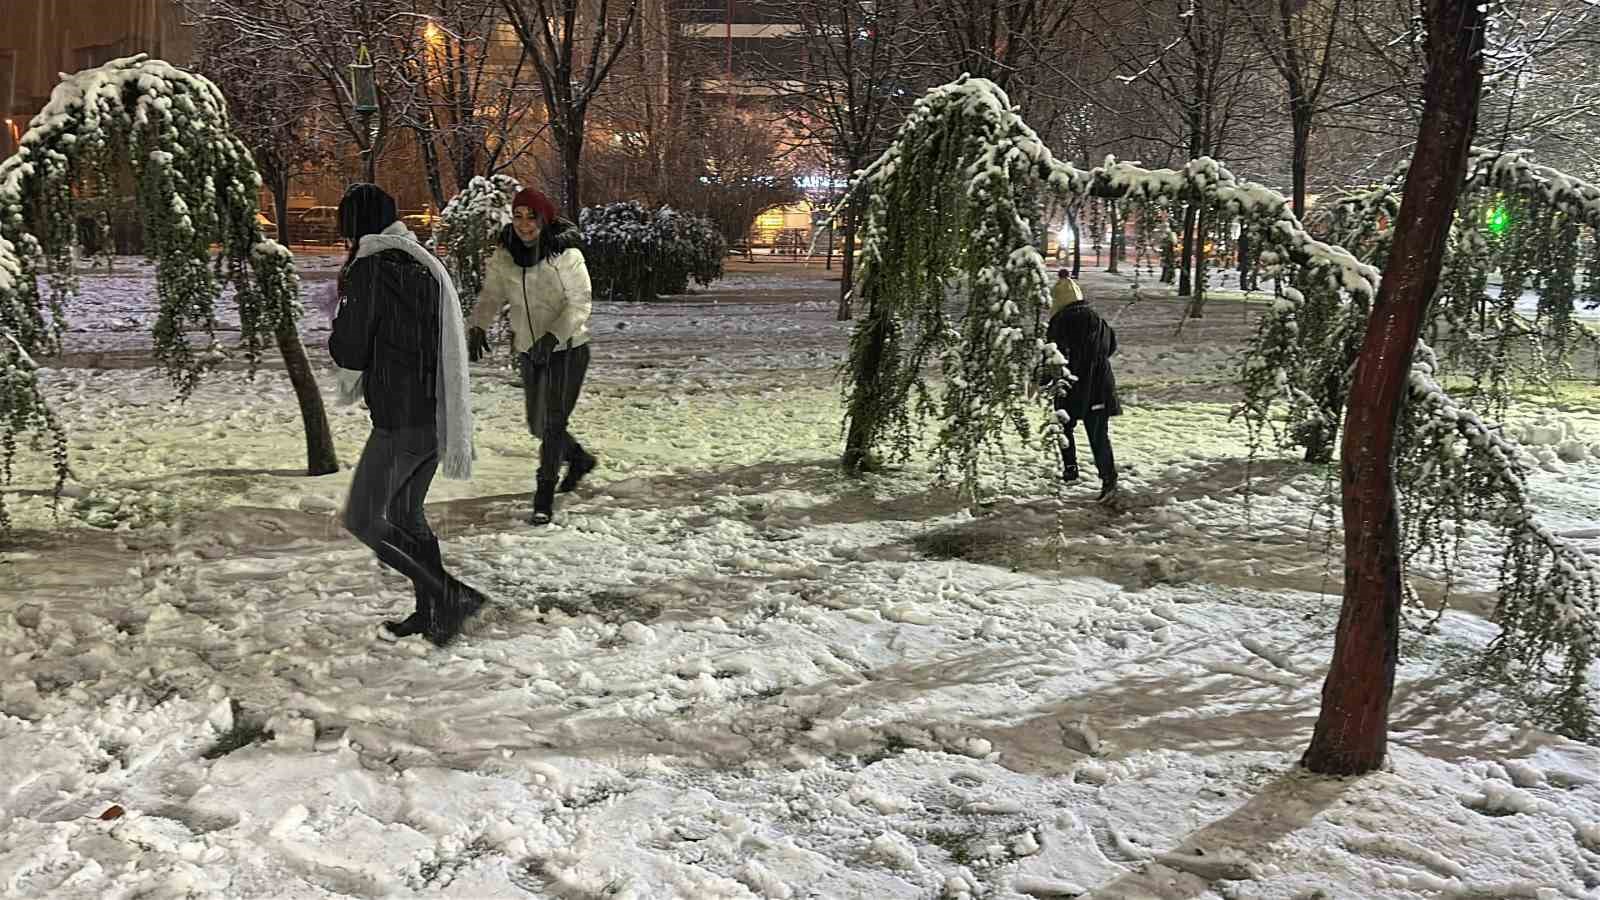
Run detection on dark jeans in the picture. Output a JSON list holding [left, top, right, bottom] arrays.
[[1059, 408, 1117, 485], [343, 425, 447, 597], [522, 343, 592, 484]]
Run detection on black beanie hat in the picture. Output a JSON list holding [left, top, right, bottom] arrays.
[[337, 183, 398, 241]]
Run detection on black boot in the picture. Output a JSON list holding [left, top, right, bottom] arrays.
[[382, 538, 442, 640], [558, 451, 596, 494], [529, 477, 557, 526], [382, 594, 432, 639], [424, 575, 488, 647], [1096, 479, 1120, 504]]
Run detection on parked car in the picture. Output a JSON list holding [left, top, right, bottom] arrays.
[[256, 212, 278, 241], [401, 210, 438, 242], [295, 206, 339, 243]]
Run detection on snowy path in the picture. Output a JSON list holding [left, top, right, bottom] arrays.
[[3, 268, 1599, 898]]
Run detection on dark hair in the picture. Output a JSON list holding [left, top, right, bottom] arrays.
[[337, 183, 399, 297], [1058, 268, 1070, 278]]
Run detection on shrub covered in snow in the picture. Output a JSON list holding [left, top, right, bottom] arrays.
[[434, 188, 726, 310], [579, 201, 725, 302], [433, 174, 519, 314]]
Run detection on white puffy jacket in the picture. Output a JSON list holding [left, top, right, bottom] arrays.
[[468, 240, 592, 353]]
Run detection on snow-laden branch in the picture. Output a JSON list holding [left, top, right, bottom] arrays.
[[844, 76, 1597, 721], [0, 54, 300, 530]]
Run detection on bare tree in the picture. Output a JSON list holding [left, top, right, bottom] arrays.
[[395, 0, 546, 208], [903, 0, 1078, 117], [1231, 0, 1345, 218], [499, 0, 643, 216], [1088, 0, 1269, 305], [1478, 0, 1600, 179], [183, 0, 422, 185], [769, 0, 917, 319], [192, 21, 333, 245]]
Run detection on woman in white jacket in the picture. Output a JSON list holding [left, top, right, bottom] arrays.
[[467, 188, 596, 525]]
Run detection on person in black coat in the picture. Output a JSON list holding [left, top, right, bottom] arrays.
[[330, 183, 486, 646], [1045, 270, 1122, 502]]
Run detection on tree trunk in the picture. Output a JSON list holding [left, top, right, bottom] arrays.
[[1185, 207, 1208, 316], [842, 284, 887, 471], [273, 319, 339, 476], [1106, 201, 1121, 274], [1291, 103, 1313, 220], [270, 172, 293, 248], [420, 132, 449, 211], [837, 210, 859, 321], [1070, 209, 1082, 280], [560, 124, 585, 219], [1238, 231, 1252, 291], [1177, 204, 1197, 296], [1302, 0, 1487, 777]]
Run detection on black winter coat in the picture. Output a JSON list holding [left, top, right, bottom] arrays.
[[329, 249, 441, 428], [1047, 303, 1121, 419]]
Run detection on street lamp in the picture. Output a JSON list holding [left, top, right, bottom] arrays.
[[348, 43, 379, 182]]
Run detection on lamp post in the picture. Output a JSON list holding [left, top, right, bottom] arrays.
[[348, 43, 379, 183]]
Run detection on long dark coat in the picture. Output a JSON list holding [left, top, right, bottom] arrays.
[[1046, 303, 1121, 419]]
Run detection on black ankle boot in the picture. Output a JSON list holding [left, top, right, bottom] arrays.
[[558, 453, 596, 494], [529, 478, 557, 525], [383, 538, 442, 639], [425, 576, 488, 647]]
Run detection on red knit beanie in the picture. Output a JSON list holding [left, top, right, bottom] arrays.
[[512, 187, 560, 224]]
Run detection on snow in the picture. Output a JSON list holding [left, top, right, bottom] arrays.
[[3, 267, 1600, 898]]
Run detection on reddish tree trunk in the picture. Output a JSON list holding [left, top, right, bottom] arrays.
[[1302, 0, 1487, 776]]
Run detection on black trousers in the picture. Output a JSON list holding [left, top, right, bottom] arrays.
[[1058, 408, 1117, 485], [521, 343, 592, 484], [343, 425, 447, 597]]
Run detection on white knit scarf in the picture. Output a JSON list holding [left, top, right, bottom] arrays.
[[338, 221, 475, 480]]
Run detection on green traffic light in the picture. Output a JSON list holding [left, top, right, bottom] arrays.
[[1485, 205, 1508, 235]]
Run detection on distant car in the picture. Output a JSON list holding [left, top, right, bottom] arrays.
[[401, 211, 439, 241], [295, 206, 340, 243], [256, 212, 278, 241]]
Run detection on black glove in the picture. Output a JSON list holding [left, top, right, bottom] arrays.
[[468, 327, 490, 362], [525, 332, 560, 367]]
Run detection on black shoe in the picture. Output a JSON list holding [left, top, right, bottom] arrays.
[[1062, 465, 1080, 483], [558, 454, 596, 494], [425, 579, 487, 648], [1096, 482, 1120, 504], [382, 609, 430, 639], [529, 478, 556, 526]]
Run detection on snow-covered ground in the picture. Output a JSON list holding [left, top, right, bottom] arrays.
[[3, 264, 1599, 899]]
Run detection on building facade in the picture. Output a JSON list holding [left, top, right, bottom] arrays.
[[0, 0, 192, 158]]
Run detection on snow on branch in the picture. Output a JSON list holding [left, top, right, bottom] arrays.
[[845, 76, 1597, 722], [843, 75, 1377, 494], [1401, 343, 1597, 727], [0, 54, 295, 532]]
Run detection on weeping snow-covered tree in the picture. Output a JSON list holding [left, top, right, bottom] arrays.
[[839, 75, 1375, 494], [845, 73, 1596, 744], [0, 56, 337, 531], [1248, 145, 1600, 744]]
